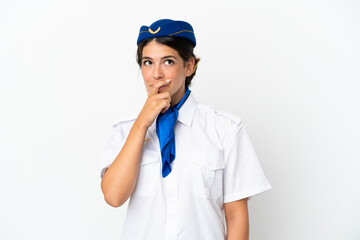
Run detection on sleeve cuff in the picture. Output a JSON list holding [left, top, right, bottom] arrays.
[[223, 183, 272, 203], [99, 164, 111, 179]]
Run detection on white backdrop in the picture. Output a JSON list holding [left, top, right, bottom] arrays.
[[1, 0, 359, 239]]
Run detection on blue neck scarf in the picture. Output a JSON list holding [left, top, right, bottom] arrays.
[[156, 86, 191, 178]]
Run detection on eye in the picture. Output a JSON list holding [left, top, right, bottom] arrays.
[[142, 60, 152, 66], [164, 59, 174, 65]]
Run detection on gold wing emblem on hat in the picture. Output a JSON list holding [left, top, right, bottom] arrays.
[[149, 27, 161, 34]]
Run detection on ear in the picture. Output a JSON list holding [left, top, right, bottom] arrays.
[[185, 57, 195, 77]]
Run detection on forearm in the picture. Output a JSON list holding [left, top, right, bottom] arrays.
[[226, 215, 249, 240], [100, 119, 148, 207], [225, 198, 249, 240]]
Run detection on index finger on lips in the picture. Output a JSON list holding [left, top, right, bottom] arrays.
[[149, 79, 171, 96]]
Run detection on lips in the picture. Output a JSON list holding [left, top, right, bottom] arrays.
[[159, 84, 170, 90]]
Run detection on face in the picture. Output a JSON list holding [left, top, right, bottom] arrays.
[[141, 40, 194, 106]]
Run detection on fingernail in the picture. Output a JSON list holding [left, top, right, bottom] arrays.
[[166, 79, 171, 82]]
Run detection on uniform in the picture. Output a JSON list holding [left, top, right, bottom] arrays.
[[99, 93, 272, 240]]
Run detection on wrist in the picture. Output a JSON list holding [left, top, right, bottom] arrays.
[[134, 118, 150, 131]]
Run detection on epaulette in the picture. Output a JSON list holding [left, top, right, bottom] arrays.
[[112, 115, 137, 128], [211, 106, 242, 124]]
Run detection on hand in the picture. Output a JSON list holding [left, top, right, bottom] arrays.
[[136, 79, 172, 129]]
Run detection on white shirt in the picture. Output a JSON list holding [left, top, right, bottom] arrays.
[[99, 93, 271, 240]]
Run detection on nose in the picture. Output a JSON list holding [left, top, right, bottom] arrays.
[[153, 64, 164, 80]]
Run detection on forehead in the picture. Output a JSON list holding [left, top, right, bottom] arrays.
[[142, 40, 180, 58]]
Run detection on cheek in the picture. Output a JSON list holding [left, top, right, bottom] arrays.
[[167, 66, 185, 78], [141, 69, 152, 82]]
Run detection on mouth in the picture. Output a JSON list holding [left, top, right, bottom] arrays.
[[159, 84, 170, 90]]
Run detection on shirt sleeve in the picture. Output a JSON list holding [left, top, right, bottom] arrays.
[[223, 120, 272, 203], [98, 125, 125, 179]]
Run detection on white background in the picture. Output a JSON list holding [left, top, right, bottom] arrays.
[[1, 0, 359, 239]]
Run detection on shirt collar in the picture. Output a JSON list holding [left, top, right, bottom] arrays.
[[148, 92, 197, 133]]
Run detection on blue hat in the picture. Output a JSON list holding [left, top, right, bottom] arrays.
[[137, 19, 196, 47]]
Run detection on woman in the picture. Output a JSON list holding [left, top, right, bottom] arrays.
[[99, 19, 271, 240]]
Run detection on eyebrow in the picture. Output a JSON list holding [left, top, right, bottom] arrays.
[[142, 55, 177, 61]]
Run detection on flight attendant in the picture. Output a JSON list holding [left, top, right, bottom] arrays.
[[100, 19, 271, 240]]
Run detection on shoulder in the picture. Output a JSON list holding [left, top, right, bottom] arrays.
[[195, 101, 243, 126], [112, 115, 137, 129], [211, 105, 242, 125], [194, 101, 245, 146], [109, 115, 137, 139]]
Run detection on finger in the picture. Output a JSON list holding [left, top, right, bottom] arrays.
[[150, 79, 171, 95], [149, 79, 171, 96], [153, 91, 171, 101], [160, 103, 170, 114], [161, 108, 167, 114]]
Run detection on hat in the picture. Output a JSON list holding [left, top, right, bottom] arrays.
[[137, 19, 196, 47]]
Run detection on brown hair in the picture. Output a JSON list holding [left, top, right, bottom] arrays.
[[136, 37, 200, 87]]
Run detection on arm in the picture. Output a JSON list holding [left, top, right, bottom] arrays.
[[224, 198, 249, 240], [100, 80, 171, 207], [100, 119, 147, 207]]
